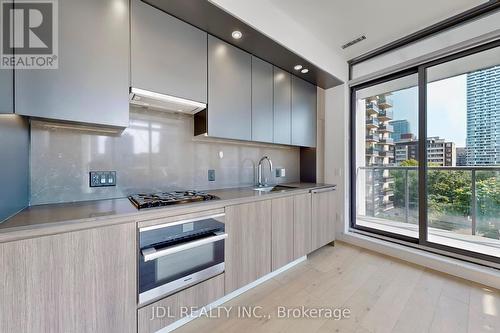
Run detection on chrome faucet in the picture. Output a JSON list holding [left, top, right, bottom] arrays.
[[257, 156, 273, 187]]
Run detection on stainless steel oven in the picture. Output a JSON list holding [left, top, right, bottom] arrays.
[[138, 213, 226, 305]]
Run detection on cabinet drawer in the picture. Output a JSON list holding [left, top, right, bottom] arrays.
[[138, 274, 224, 333]]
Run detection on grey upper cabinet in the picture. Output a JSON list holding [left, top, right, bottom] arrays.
[[15, 0, 129, 127], [251, 56, 273, 143], [207, 36, 252, 141], [131, 0, 207, 103], [292, 76, 317, 147], [273, 67, 292, 145], [0, 69, 13, 113]]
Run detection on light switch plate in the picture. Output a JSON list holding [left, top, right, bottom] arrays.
[[90, 171, 116, 187]]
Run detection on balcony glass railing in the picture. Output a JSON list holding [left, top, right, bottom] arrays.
[[377, 96, 393, 109], [378, 109, 394, 120], [378, 150, 393, 157], [366, 118, 380, 127], [378, 124, 394, 133], [365, 134, 380, 142], [378, 137, 394, 145], [366, 147, 379, 156], [365, 102, 380, 115], [357, 166, 500, 244]]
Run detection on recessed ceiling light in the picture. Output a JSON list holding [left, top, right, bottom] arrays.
[[231, 30, 242, 39], [301, 68, 309, 74], [294, 65, 302, 71]]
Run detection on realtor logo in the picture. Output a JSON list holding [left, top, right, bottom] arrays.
[[1, 0, 58, 69]]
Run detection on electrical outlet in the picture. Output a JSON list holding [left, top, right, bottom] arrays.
[[208, 169, 215, 181], [275, 168, 286, 178], [90, 171, 116, 187]]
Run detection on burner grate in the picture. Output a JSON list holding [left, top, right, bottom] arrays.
[[128, 191, 219, 209]]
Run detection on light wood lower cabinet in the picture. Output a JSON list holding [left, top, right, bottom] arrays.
[[138, 274, 224, 333], [0, 223, 136, 333], [293, 193, 312, 259], [311, 187, 336, 251], [225, 200, 272, 293], [271, 196, 294, 270]]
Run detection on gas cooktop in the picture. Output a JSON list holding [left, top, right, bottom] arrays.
[[128, 191, 220, 210]]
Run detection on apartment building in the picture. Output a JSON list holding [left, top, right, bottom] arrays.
[[365, 94, 395, 215], [394, 136, 456, 166], [466, 65, 500, 165], [456, 147, 467, 166], [390, 119, 411, 142]]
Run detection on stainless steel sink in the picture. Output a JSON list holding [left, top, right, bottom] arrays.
[[253, 185, 298, 192]]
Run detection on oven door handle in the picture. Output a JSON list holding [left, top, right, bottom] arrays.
[[141, 233, 228, 262]]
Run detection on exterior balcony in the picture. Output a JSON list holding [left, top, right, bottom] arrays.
[[384, 176, 395, 184], [366, 147, 379, 156], [366, 134, 380, 143], [378, 137, 395, 145], [366, 118, 379, 129], [377, 96, 393, 109], [383, 188, 394, 196], [379, 150, 393, 157], [378, 124, 394, 133], [382, 202, 395, 211], [377, 109, 393, 121], [366, 102, 379, 115]]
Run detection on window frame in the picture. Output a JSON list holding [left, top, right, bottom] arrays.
[[349, 39, 500, 266]]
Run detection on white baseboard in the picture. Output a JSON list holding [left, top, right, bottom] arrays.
[[157, 256, 307, 333], [339, 231, 500, 289]]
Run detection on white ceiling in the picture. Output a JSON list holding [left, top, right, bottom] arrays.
[[269, 0, 488, 60]]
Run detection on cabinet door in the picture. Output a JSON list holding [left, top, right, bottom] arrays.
[[0, 223, 136, 333], [293, 193, 312, 259], [311, 188, 336, 251], [225, 200, 272, 293], [15, 0, 129, 127], [208, 36, 252, 141], [131, 0, 207, 103], [138, 274, 224, 333], [271, 196, 294, 270], [0, 68, 13, 113], [292, 76, 317, 147], [251, 56, 274, 143], [273, 67, 292, 145]]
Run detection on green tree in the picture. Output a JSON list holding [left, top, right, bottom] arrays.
[[392, 159, 418, 211], [391, 161, 499, 239]]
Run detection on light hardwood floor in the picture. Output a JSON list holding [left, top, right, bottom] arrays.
[[175, 242, 500, 333]]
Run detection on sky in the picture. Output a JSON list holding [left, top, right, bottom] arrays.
[[391, 74, 467, 147]]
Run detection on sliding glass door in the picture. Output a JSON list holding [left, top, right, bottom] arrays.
[[423, 44, 500, 259], [353, 73, 420, 241], [352, 41, 500, 264]]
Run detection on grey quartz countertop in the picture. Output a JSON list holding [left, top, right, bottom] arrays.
[[0, 183, 335, 243]]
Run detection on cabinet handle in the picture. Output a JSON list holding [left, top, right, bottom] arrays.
[[311, 187, 336, 194], [142, 233, 228, 262]]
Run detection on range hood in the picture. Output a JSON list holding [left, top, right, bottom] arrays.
[[129, 88, 206, 114]]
